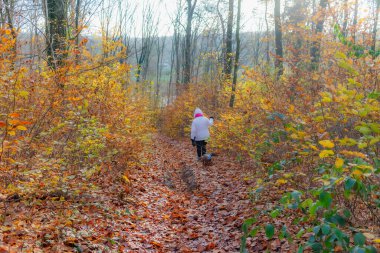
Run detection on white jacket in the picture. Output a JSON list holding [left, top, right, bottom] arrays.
[[191, 108, 213, 141]]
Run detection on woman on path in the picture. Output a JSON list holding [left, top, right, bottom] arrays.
[[190, 108, 214, 160]]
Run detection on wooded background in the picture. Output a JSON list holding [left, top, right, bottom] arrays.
[[0, 0, 379, 251]]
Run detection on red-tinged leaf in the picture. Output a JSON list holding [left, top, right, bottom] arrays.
[[0, 121, 6, 127], [0, 245, 9, 253], [205, 242, 216, 250], [18, 121, 32, 125], [189, 233, 199, 239]]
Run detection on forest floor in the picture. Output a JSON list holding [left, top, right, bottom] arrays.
[[0, 134, 297, 252]]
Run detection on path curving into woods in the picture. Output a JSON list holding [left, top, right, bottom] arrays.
[[122, 134, 253, 252]]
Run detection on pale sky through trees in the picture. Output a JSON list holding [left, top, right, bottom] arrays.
[[88, 0, 270, 36], [87, 0, 373, 37]]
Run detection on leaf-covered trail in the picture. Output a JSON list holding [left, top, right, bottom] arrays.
[[124, 134, 253, 252], [0, 134, 256, 252]]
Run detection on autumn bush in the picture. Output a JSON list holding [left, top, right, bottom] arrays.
[[0, 30, 153, 199], [236, 56, 379, 251]]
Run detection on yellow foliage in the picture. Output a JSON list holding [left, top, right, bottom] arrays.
[[0, 31, 153, 197], [335, 158, 344, 168], [319, 140, 334, 149], [16, 125, 27, 131], [276, 179, 288, 185], [340, 150, 367, 159], [122, 175, 131, 184], [319, 150, 335, 158]]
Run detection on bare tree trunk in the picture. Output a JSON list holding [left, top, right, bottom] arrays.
[[310, 0, 327, 70], [32, 0, 42, 68], [134, 2, 158, 83], [223, 0, 234, 78], [229, 0, 241, 108], [155, 36, 166, 107], [46, 0, 68, 69], [191, 23, 200, 83], [216, 0, 226, 66], [168, 33, 176, 104], [372, 0, 379, 54], [264, 0, 270, 64], [0, 2, 4, 27], [183, 0, 197, 85], [174, 28, 181, 95], [274, 0, 283, 79], [135, 44, 145, 83], [342, 0, 348, 37], [195, 32, 205, 84], [353, 0, 358, 43], [74, 0, 80, 64]]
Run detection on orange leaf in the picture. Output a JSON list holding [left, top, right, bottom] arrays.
[[9, 113, 20, 118], [18, 121, 32, 125], [206, 242, 216, 250], [150, 241, 162, 248], [0, 121, 6, 127], [8, 120, 19, 126]]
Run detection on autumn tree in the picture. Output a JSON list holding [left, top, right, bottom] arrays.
[[1, 0, 17, 58]]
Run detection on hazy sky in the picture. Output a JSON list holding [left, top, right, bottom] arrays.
[[88, 0, 270, 36], [87, 0, 374, 36]]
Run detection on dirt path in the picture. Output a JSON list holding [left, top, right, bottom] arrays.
[[122, 135, 254, 252], [0, 135, 255, 252]]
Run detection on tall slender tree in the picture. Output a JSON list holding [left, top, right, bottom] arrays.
[[274, 0, 283, 78], [183, 0, 197, 85], [353, 0, 359, 42], [264, 0, 270, 64], [342, 0, 348, 37], [372, 0, 379, 54], [134, 2, 158, 83], [216, 0, 226, 67], [74, 0, 80, 64], [223, 0, 234, 78], [229, 0, 241, 108], [310, 0, 328, 70]]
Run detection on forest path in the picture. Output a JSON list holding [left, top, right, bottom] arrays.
[[123, 134, 254, 252], [0, 134, 256, 252]]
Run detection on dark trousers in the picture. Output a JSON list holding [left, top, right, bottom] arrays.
[[195, 140, 207, 157]]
